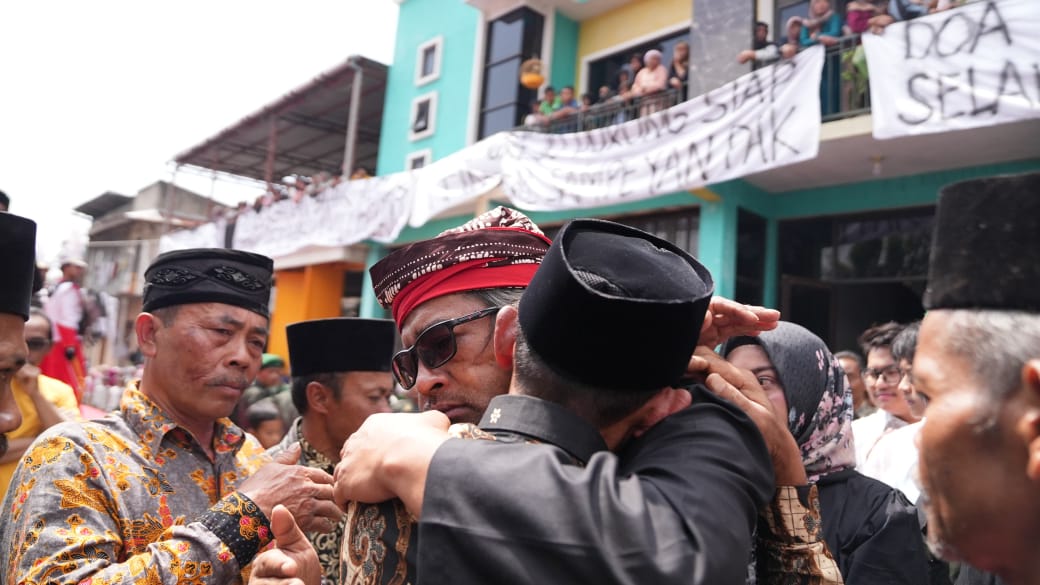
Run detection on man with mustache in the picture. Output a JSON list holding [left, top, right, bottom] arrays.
[[0, 248, 342, 585], [0, 213, 37, 467]]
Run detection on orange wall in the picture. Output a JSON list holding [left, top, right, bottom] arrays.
[[268, 263, 345, 366]]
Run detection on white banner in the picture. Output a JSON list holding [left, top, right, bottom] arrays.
[[158, 219, 226, 253], [231, 173, 414, 258], [863, 0, 1040, 139], [500, 45, 824, 211], [409, 133, 506, 227]]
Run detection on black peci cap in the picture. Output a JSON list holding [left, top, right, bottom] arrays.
[[518, 219, 714, 391], [924, 172, 1040, 312], [143, 248, 274, 317], [287, 318, 396, 376], [0, 213, 37, 320]]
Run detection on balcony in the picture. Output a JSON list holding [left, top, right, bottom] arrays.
[[517, 35, 872, 135]]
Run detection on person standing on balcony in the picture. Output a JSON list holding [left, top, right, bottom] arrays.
[[633, 49, 669, 115], [668, 40, 690, 96], [738, 21, 780, 66], [41, 257, 90, 399]]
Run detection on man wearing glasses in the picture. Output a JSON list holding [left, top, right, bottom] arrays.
[[851, 321, 920, 471], [0, 309, 79, 501]]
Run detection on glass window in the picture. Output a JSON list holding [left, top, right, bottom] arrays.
[[412, 100, 430, 133], [480, 106, 520, 138], [483, 59, 522, 110], [421, 46, 437, 77], [487, 15, 525, 64], [586, 28, 690, 94], [479, 7, 543, 139]]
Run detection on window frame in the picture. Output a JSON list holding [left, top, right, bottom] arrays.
[[406, 149, 433, 170], [415, 36, 444, 87], [409, 91, 438, 142]]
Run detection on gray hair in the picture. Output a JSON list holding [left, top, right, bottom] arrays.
[[464, 287, 525, 309], [941, 309, 1040, 404]]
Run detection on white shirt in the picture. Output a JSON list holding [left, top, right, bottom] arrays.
[[858, 420, 923, 503], [45, 281, 83, 331]]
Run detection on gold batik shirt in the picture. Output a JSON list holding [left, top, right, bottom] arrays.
[[267, 418, 344, 585], [0, 385, 273, 585]]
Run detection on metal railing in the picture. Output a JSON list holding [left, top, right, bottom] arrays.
[[517, 87, 687, 134], [516, 34, 872, 135]]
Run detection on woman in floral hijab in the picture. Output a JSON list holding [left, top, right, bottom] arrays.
[[724, 321, 929, 584]]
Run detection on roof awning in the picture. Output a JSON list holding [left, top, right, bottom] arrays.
[[172, 56, 388, 183]]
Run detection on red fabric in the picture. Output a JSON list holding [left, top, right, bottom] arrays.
[[39, 324, 85, 401], [391, 258, 538, 326]]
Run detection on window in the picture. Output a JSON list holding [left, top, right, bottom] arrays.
[[415, 36, 443, 86], [478, 7, 544, 139], [406, 149, 432, 170], [409, 92, 438, 141]]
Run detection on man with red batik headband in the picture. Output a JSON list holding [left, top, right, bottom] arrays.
[[251, 209, 845, 585]]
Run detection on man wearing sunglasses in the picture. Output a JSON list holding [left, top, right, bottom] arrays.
[[252, 216, 840, 585], [0, 308, 79, 501]]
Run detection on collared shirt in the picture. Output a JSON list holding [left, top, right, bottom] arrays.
[[268, 418, 343, 584], [0, 384, 273, 585], [851, 409, 910, 468], [340, 394, 603, 585], [0, 374, 81, 500]]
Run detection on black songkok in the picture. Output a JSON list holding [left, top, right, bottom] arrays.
[[924, 171, 1040, 312], [143, 248, 273, 317], [0, 213, 37, 320], [519, 218, 714, 392], [287, 318, 396, 376]]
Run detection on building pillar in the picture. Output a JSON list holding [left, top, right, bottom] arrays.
[[688, 0, 756, 96], [697, 196, 739, 300], [359, 243, 389, 320], [268, 263, 346, 361]]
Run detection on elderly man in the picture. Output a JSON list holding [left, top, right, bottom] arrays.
[[911, 172, 1040, 585], [252, 215, 840, 585], [269, 317, 396, 583], [0, 248, 342, 585], [0, 213, 37, 460]]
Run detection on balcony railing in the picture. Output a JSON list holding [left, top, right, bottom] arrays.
[[517, 34, 871, 135]]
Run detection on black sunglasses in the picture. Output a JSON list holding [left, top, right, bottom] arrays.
[[392, 307, 501, 389]]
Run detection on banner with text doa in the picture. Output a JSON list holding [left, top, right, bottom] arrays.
[[500, 45, 824, 212], [863, 0, 1040, 140]]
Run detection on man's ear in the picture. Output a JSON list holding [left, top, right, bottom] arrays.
[[306, 381, 332, 415], [493, 306, 519, 369], [601, 387, 693, 450], [1019, 360, 1040, 483], [136, 313, 161, 358]]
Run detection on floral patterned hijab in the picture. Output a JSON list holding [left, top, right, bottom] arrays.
[[723, 321, 856, 482]]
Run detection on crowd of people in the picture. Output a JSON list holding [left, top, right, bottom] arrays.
[[737, 0, 973, 67], [525, 42, 690, 132], [0, 170, 1036, 585]]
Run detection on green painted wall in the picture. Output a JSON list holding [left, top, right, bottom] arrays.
[[550, 11, 579, 90], [359, 243, 389, 319], [376, 0, 479, 175]]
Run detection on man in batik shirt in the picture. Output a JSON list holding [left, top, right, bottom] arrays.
[[269, 318, 396, 584], [0, 248, 344, 585]]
